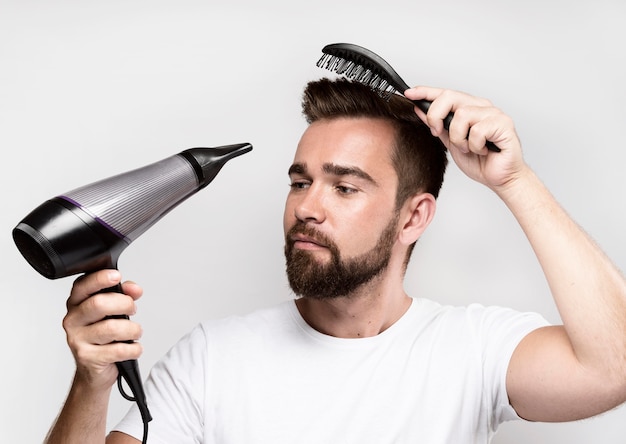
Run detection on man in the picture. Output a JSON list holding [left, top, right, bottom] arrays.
[[46, 78, 626, 443]]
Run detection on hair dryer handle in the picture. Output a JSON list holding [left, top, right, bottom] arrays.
[[102, 282, 152, 424]]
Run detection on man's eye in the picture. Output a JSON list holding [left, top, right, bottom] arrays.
[[289, 181, 309, 190], [336, 185, 357, 195]]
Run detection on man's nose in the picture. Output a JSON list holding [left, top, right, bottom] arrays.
[[293, 185, 326, 223]]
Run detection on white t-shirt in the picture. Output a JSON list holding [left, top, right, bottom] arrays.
[[115, 298, 548, 443]]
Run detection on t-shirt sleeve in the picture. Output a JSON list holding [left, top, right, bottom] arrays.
[[113, 323, 208, 444], [467, 304, 550, 428]]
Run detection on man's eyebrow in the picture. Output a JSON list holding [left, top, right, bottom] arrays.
[[323, 163, 378, 185], [288, 162, 378, 186], [288, 162, 307, 176]]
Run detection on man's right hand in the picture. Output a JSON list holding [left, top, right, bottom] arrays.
[[63, 269, 144, 391], [45, 270, 144, 444]]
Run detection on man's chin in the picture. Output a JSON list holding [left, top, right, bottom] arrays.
[[290, 247, 332, 264]]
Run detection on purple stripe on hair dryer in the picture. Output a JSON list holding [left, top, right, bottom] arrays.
[[12, 142, 252, 427]]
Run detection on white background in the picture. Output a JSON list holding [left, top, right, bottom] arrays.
[[1, 1, 625, 442]]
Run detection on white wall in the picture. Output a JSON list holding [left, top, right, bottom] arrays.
[[1, 1, 624, 442]]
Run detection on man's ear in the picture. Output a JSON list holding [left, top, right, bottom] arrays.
[[398, 193, 437, 246]]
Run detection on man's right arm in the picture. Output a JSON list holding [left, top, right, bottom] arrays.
[[107, 431, 141, 443], [44, 270, 144, 444]]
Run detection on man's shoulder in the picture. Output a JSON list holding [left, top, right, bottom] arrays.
[[408, 297, 548, 337]]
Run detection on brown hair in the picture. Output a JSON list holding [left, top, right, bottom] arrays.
[[302, 78, 448, 210]]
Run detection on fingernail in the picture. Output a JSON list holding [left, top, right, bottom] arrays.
[[108, 270, 121, 281]]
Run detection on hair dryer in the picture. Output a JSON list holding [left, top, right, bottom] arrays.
[[12, 142, 252, 433]]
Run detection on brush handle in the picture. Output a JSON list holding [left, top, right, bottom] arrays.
[[410, 98, 501, 152]]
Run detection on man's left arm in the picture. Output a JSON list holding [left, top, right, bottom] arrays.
[[405, 86, 626, 422], [497, 166, 626, 421]]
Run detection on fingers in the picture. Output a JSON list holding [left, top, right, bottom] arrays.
[[68, 269, 123, 308], [63, 292, 143, 351], [63, 270, 145, 385], [64, 291, 137, 328], [64, 312, 144, 374], [69, 320, 143, 361], [83, 317, 143, 345], [121, 280, 143, 301], [407, 86, 526, 189], [405, 86, 499, 153], [448, 106, 506, 155], [72, 340, 144, 389], [66, 270, 142, 326], [68, 269, 143, 310]]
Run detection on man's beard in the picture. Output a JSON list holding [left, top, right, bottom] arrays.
[[284, 213, 400, 299]]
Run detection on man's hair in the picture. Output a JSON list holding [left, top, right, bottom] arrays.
[[301, 78, 448, 209]]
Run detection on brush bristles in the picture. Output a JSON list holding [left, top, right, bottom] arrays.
[[317, 53, 399, 101]]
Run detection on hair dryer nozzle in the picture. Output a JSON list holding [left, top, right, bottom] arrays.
[[180, 142, 252, 188]]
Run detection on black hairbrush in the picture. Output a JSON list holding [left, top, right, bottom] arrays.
[[317, 43, 500, 152]]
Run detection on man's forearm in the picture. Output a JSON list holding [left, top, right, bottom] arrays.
[[45, 372, 111, 444], [497, 166, 626, 378]]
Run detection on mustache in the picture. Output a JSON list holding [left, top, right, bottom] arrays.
[[285, 222, 336, 250]]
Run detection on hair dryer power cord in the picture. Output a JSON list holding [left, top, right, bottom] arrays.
[[117, 374, 150, 444], [115, 353, 151, 444]]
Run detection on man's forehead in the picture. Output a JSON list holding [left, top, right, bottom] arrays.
[[294, 118, 396, 166]]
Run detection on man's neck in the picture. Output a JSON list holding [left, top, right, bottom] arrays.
[[294, 276, 412, 338]]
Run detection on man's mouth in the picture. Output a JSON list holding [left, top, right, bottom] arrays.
[[290, 233, 328, 250]]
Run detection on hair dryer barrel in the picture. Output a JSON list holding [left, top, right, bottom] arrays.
[[12, 143, 252, 279]]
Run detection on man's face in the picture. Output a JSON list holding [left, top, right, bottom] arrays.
[[283, 117, 401, 299]]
